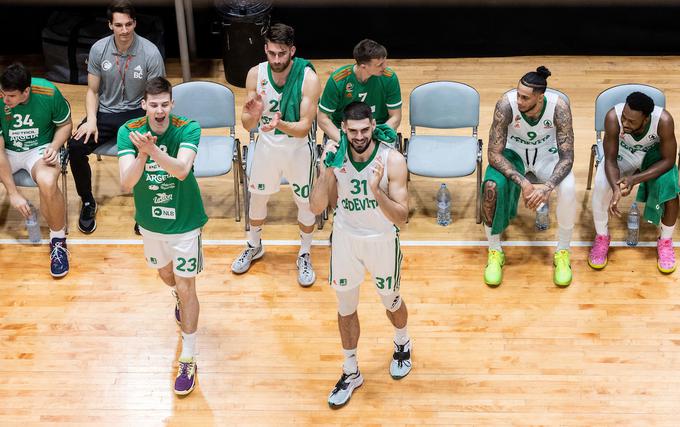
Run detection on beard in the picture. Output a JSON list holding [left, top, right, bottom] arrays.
[[350, 138, 371, 154], [270, 57, 292, 73], [518, 101, 537, 114]]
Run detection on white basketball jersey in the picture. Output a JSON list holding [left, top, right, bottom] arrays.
[[256, 62, 310, 146], [505, 90, 559, 153], [614, 103, 662, 161], [333, 143, 396, 238]]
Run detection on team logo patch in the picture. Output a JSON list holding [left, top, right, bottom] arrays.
[[258, 183, 265, 190], [133, 65, 143, 79], [543, 119, 553, 128], [4, 105, 10, 115], [152, 206, 176, 220], [649, 134, 657, 140], [149, 257, 157, 265], [102, 60, 112, 71], [345, 83, 353, 93], [515, 115, 521, 122], [339, 278, 347, 286], [261, 79, 268, 87]]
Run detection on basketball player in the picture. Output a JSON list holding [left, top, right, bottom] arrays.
[[589, 92, 679, 273], [482, 66, 576, 287], [311, 101, 411, 409], [0, 63, 72, 277], [317, 39, 402, 143], [118, 77, 206, 396], [230, 23, 322, 287]]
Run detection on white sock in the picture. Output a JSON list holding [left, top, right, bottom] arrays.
[[180, 331, 197, 360], [247, 226, 262, 248], [484, 225, 502, 252], [394, 326, 409, 346], [49, 228, 66, 240], [660, 223, 675, 239], [342, 348, 358, 374], [299, 231, 313, 256], [556, 226, 573, 252]]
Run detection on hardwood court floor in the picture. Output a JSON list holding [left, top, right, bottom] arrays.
[[0, 244, 679, 425], [1, 56, 680, 425]]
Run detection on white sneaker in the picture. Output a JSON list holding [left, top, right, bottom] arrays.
[[296, 253, 316, 287], [390, 340, 412, 379], [231, 243, 264, 274], [327, 370, 363, 409]]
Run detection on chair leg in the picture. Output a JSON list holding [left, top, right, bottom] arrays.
[[476, 163, 482, 225], [233, 159, 241, 222], [587, 144, 596, 190], [62, 169, 69, 235], [241, 146, 250, 232]]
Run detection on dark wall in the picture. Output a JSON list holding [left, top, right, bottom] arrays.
[[2, 5, 680, 60]]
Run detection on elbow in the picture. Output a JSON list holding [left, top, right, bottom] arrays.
[[309, 199, 325, 216]]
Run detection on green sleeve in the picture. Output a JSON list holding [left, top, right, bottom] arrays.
[[178, 121, 201, 153], [319, 77, 341, 115], [117, 124, 136, 158], [385, 71, 402, 110], [52, 87, 71, 125]]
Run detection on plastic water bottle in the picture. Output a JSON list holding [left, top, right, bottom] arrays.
[[436, 183, 452, 226], [626, 202, 640, 247], [26, 203, 41, 243], [535, 200, 549, 231]]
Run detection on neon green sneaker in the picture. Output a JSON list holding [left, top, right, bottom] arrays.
[[553, 250, 572, 287], [484, 250, 505, 287]]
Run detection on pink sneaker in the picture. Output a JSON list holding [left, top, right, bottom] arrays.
[[657, 238, 676, 274], [588, 234, 611, 270]]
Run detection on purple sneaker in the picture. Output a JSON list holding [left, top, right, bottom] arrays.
[[171, 289, 181, 325], [174, 358, 197, 396], [50, 237, 70, 278]]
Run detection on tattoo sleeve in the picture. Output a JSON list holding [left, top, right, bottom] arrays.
[[545, 99, 575, 190], [487, 97, 527, 186]]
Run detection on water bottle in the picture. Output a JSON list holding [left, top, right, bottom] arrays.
[[535, 200, 550, 231], [626, 202, 640, 247], [436, 183, 452, 226], [26, 203, 41, 243]]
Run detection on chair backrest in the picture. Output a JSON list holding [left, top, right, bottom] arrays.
[[594, 84, 665, 132], [503, 88, 570, 105], [409, 81, 479, 129], [172, 81, 236, 129]]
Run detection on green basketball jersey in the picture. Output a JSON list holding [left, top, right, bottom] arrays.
[[319, 65, 402, 128], [117, 114, 208, 235], [0, 78, 71, 152]]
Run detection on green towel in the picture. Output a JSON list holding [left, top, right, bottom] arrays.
[[279, 57, 314, 124], [324, 124, 397, 168], [482, 149, 526, 235], [635, 145, 680, 225]]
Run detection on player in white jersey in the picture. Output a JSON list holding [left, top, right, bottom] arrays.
[[230, 23, 321, 287], [589, 92, 679, 273], [482, 66, 576, 287], [311, 102, 411, 409]]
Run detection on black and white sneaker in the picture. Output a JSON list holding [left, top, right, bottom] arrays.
[[296, 253, 316, 287], [231, 242, 264, 274], [390, 340, 412, 379], [78, 200, 97, 234], [327, 370, 363, 409]]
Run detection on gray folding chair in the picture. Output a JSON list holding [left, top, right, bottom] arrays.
[[172, 80, 243, 222], [404, 81, 483, 223], [242, 120, 323, 231], [11, 147, 70, 234], [586, 84, 666, 190]]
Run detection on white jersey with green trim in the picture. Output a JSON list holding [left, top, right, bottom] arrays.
[[333, 142, 396, 238], [256, 61, 310, 147], [506, 90, 559, 155], [614, 103, 662, 168]]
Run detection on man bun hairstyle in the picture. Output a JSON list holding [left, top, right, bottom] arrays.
[[107, 0, 136, 22], [626, 91, 654, 117], [265, 23, 295, 47], [353, 39, 388, 65], [144, 76, 172, 100], [342, 101, 374, 122], [0, 63, 31, 93], [520, 66, 551, 94]]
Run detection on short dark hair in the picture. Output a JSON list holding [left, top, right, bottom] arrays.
[[144, 77, 172, 99], [107, 0, 136, 22], [0, 63, 31, 93], [626, 92, 654, 117], [342, 101, 373, 122], [520, 66, 551, 94], [353, 39, 387, 65], [265, 23, 295, 47]]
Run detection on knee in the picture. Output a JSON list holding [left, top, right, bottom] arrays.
[[249, 193, 269, 221], [158, 265, 176, 286], [336, 288, 360, 317], [295, 199, 316, 227], [557, 173, 576, 199], [381, 293, 403, 313], [67, 139, 90, 158], [35, 172, 59, 193]]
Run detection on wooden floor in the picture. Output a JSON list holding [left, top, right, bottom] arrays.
[[1, 56, 680, 425]]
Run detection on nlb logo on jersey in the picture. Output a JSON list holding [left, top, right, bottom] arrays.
[[133, 65, 144, 79], [152, 206, 176, 220]]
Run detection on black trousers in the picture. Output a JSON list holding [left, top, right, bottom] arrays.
[[68, 108, 144, 202]]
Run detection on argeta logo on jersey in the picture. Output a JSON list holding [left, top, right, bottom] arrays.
[[133, 65, 143, 79], [146, 173, 169, 183], [152, 206, 176, 220], [153, 193, 173, 204], [102, 60, 112, 71]]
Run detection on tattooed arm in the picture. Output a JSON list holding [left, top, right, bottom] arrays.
[[488, 96, 530, 188]]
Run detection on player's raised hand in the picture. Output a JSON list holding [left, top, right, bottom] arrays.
[[130, 131, 157, 155], [369, 156, 385, 192], [244, 93, 265, 120], [260, 112, 281, 132]]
